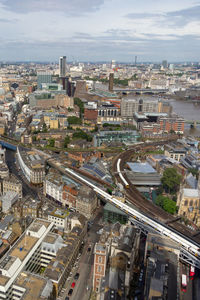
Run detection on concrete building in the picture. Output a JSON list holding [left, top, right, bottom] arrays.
[[121, 98, 159, 117], [3, 175, 22, 199], [43, 171, 63, 205], [164, 143, 187, 162], [1, 191, 18, 213], [12, 272, 54, 300], [17, 147, 45, 185], [97, 103, 120, 124], [0, 219, 54, 299], [48, 209, 69, 231], [37, 71, 52, 90], [94, 130, 140, 147], [76, 186, 97, 219], [59, 56, 66, 78]]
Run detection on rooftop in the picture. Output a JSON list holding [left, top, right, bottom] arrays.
[[127, 162, 156, 174]]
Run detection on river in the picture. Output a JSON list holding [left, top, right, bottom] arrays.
[[169, 99, 200, 136]]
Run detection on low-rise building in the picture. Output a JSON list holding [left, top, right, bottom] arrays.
[[48, 208, 69, 231], [164, 143, 187, 162]]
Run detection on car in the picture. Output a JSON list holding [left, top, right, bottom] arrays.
[[68, 289, 73, 296], [74, 273, 80, 280], [65, 297, 69, 300], [87, 247, 91, 252], [71, 282, 76, 288]]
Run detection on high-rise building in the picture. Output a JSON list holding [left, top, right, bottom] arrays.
[[162, 60, 168, 69], [37, 71, 52, 90], [109, 73, 114, 92], [59, 56, 66, 77]]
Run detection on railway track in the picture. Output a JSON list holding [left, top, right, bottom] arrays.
[[113, 139, 200, 245]]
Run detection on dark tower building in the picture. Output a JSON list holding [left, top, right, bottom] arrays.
[[109, 73, 114, 92]]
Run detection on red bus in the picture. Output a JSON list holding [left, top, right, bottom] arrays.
[[189, 266, 195, 279], [181, 274, 187, 292]]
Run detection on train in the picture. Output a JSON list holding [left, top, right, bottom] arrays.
[[116, 158, 129, 188], [64, 167, 200, 264]]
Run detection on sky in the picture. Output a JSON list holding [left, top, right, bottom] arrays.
[[0, 0, 200, 62]]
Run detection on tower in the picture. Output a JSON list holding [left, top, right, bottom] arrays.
[[109, 73, 114, 92], [59, 56, 66, 77]]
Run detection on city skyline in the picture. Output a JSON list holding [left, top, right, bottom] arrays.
[[0, 0, 200, 62]]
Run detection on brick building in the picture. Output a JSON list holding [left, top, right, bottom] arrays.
[[93, 244, 108, 293]]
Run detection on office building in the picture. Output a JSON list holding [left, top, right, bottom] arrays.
[[0, 219, 54, 299], [59, 56, 66, 77], [121, 98, 159, 117], [37, 71, 52, 90]]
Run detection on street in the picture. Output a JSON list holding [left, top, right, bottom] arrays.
[[5, 149, 38, 198], [59, 208, 103, 300]]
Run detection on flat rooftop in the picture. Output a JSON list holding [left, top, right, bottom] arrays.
[[15, 272, 51, 300]]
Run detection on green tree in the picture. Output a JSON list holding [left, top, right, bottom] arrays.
[[67, 116, 82, 125], [188, 168, 199, 179], [155, 195, 177, 214], [163, 198, 177, 214], [161, 168, 182, 194], [74, 97, 84, 118], [64, 135, 70, 148], [72, 130, 92, 142], [48, 138, 55, 147], [42, 123, 47, 133]]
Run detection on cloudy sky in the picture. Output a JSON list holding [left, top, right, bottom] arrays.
[[0, 0, 200, 62]]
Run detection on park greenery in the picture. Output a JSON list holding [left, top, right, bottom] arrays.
[[155, 195, 177, 215], [48, 138, 55, 147], [74, 97, 84, 118], [155, 168, 182, 214], [64, 135, 70, 148], [161, 168, 182, 194], [67, 116, 82, 125], [72, 129, 92, 142]]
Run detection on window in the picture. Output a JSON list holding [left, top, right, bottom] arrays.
[[98, 256, 102, 263], [97, 266, 102, 272]]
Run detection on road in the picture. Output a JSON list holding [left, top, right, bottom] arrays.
[[59, 208, 103, 300], [5, 149, 38, 198]]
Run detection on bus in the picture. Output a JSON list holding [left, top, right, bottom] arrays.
[[181, 274, 187, 292], [189, 266, 195, 279]]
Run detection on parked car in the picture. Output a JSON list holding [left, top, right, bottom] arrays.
[[68, 289, 73, 296], [74, 273, 80, 280], [71, 282, 76, 288]]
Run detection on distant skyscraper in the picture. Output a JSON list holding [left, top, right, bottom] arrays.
[[135, 56, 137, 65], [109, 73, 114, 92], [37, 71, 52, 89], [59, 56, 66, 77], [162, 60, 168, 69], [111, 60, 116, 69]]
